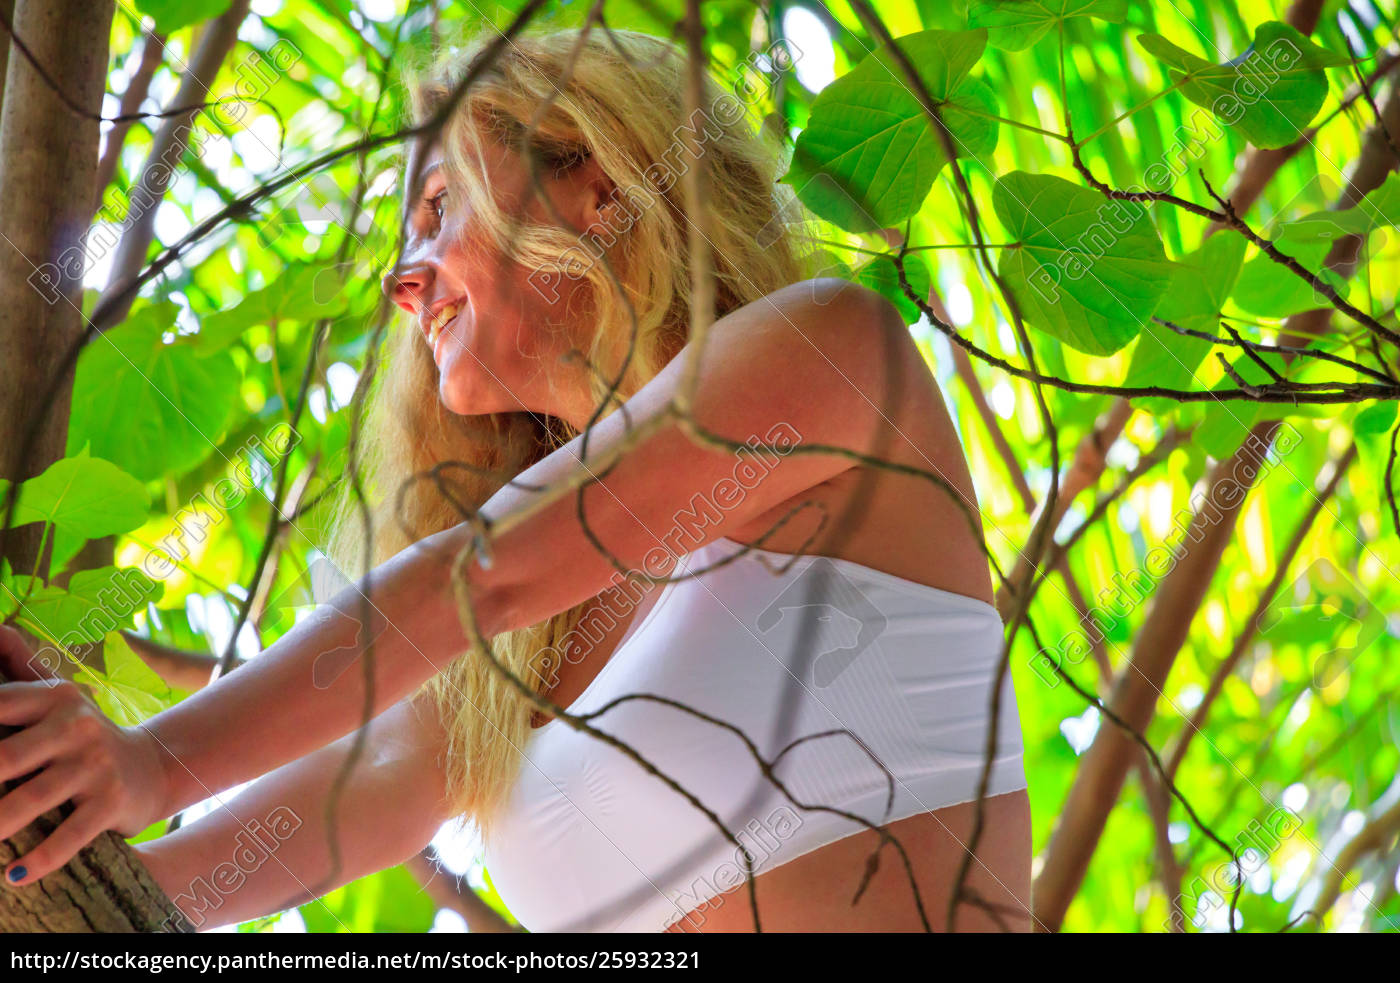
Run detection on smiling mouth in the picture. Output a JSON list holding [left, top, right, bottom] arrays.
[[425, 301, 462, 348]]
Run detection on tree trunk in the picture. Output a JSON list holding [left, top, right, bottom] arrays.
[[1032, 422, 1282, 929], [0, 0, 192, 933], [0, 0, 108, 575]]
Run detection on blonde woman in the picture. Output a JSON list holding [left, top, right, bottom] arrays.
[[0, 28, 1031, 932]]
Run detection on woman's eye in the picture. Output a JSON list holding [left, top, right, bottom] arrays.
[[416, 189, 447, 233]]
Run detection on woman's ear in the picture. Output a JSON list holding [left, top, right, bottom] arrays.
[[572, 156, 621, 232]]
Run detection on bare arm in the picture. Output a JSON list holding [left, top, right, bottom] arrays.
[[147, 279, 906, 816], [0, 278, 908, 882], [133, 695, 453, 930]]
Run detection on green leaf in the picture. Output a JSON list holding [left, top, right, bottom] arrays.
[[1123, 234, 1246, 396], [1193, 350, 1324, 458], [299, 865, 437, 932], [993, 171, 1171, 356], [851, 253, 932, 324], [197, 264, 350, 352], [132, 0, 232, 34], [73, 632, 186, 726], [968, 0, 1127, 51], [1277, 173, 1400, 242], [1137, 21, 1350, 149], [1354, 401, 1397, 436], [782, 29, 998, 231], [11, 567, 162, 647], [68, 303, 240, 482], [1229, 235, 1350, 319], [0, 448, 150, 543]]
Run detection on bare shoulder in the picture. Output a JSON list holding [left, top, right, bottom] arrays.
[[740, 276, 916, 367], [635, 276, 990, 597], [691, 277, 936, 451]]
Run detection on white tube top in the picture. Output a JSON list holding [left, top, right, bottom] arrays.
[[482, 536, 1028, 932]]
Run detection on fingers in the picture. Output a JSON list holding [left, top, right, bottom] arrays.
[[0, 760, 85, 842], [0, 715, 68, 784], [4, 800, 111, 887], [0, 623, 57, 682], [0, 679, 121, 888], [0, 679, 75, 730]]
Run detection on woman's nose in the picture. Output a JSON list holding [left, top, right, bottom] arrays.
[[383, 258, 433, 315]]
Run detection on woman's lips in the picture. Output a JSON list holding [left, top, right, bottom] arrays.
[[426, 301, 460, 348]]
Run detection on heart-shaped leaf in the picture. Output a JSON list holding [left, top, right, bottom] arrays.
[[74, 632, 186, 726], [68, 302, 240, 482], [0, 447, 149, 543], [783, 29, 998, 232], [10, 567, 162, 647], [1137, 21, 1349, 149], [994, 171, 1171, 355], [197, 263, 350, 352], [133, 0, 232, 34], [1123, 233, 1246, 396], [1229, 235, 1351, 318], [853, 253, 933, 324]]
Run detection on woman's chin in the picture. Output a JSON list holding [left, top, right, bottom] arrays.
[[438, 372, 516, 417]]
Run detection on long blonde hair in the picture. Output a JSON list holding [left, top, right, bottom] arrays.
[[329, 25, 811, 838]]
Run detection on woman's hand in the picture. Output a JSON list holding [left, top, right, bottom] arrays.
[[0, 624, 170, 887]]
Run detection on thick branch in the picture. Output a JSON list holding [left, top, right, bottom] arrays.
[[99, 0, 250, 324], [1034, 54, 1400, 927], [0, 669, 192, 932], [1163, 444, 1356, 781], [0, 0, 12, 119], [93, 27, 166, 207], [1033, 420, 1282, 930]]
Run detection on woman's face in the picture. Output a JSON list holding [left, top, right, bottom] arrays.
[[383, 134, 617, 427]]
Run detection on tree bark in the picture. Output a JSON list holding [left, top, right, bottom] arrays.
[[1032, 421, 1283, 930], [0, 0, 109, 575]]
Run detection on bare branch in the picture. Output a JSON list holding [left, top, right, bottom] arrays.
[[99, 0, 251, 325], [92, 26, 166, 206]]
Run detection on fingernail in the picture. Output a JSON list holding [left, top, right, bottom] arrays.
[[7, 866, 26, 883]]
